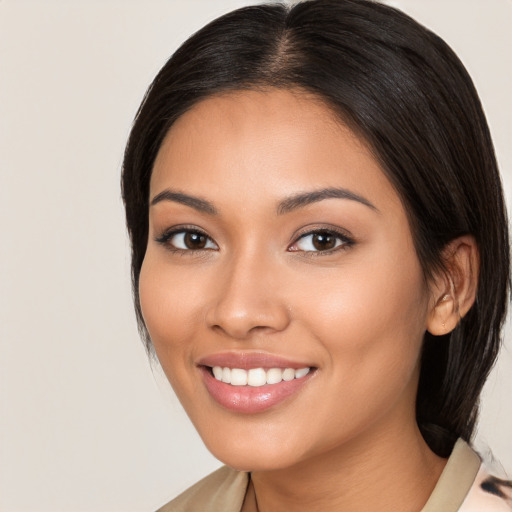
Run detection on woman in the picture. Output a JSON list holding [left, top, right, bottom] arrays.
[[122, 0, 511, 510]]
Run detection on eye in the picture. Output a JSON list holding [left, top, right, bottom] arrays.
[[156, 228, 218, 251], [289, 229, 353, 253]]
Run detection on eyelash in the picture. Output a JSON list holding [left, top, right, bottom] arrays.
[[155, 226, 355, 256], [289, 228, 355, 256], [155, 226, 217, 254]]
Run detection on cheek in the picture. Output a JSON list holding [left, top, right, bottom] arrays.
[[291, 263, 428, 450], [138, 255, 214, 412], [301, 244, 429, 394], [138, 255, 203, 361]]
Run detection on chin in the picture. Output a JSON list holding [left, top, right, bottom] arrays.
[[209, 443, 297, 472], [197, 423, 308, 472]]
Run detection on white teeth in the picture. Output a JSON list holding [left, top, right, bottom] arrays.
[[248, 368, 267, 387], [221, 367, 231, 383], [282, 368, 295, 381], [212, 366, 223, 380], [294, 367, 310, 379], [266, 368, 283, 384], [230, 368, 248, 386], [211, 366, 311, 386]]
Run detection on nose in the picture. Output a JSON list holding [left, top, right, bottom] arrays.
[[205, 252, 291, 340]]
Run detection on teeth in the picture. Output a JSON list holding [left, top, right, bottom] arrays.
[[266, 368, 283, 385], [248, 368, 267, 387], [294, 367, 310, 379], [231, 368, 248, 386], [211, 366, 311, 386], [221, 367, 231, 383], [282, 368, 295, 381], [212, 366, 223, 380]]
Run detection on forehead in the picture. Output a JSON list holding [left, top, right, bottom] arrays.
[[150, 88, 400, 213]]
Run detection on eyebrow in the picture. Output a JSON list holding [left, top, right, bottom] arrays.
[[150, 189, 218, 215], [277, 187, 378, 215], [150, 186, 377, 216]]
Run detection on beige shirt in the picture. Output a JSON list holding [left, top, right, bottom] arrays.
[[157, 440, 511, 512]]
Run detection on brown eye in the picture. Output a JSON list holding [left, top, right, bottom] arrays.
[[157, 229, 218, 251], [184, 232, 207, 249], [290, 229, 352, 253], [311, 232, 336, 251]]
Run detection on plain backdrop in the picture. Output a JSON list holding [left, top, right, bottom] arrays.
[[1, 1, 511, 511]]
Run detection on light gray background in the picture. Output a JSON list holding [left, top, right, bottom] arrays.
[[1, 1, 510, 511]]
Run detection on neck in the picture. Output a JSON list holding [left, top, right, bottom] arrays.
[[244, 414, 446, 512]]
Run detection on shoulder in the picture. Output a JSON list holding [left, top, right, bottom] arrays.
[[156, 466, 249, 512], [459, 465, 512, 512], [422, 439, 511, 512]]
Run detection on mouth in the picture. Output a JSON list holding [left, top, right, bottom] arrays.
[[197, 356, 317, 413], [209, 365, 312, 386]]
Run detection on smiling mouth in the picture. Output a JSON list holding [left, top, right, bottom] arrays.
[[207, 366, 313, 386], [199, 364, 316, 413]]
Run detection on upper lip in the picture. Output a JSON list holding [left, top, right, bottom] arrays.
[[197, 351, 315, 370]]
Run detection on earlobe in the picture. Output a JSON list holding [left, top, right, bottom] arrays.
[[427, 292, 457, 336], [426, 235, 479, 336]]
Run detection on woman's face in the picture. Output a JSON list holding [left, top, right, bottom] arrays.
[[140, 89, 433, 471]]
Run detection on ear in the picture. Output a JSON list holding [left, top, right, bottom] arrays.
[[427, 235, 479, 336]]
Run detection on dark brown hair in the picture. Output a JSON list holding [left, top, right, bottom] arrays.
[[122, 0, 510, 457]]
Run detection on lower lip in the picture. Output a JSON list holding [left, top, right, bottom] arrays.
[[200, 367, 314, 414]]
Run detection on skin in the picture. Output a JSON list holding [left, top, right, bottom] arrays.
[[140, 89, 451, 511]]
